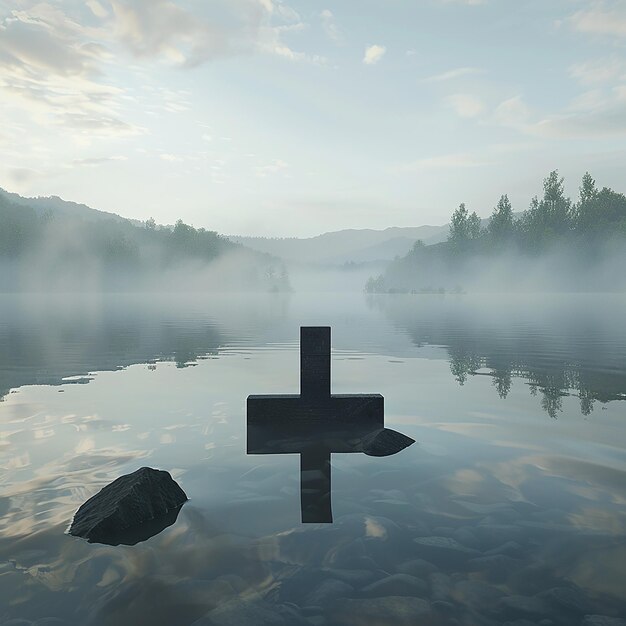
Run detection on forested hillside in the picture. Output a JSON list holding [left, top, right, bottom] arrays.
[[0, 192, 290, 292], [367, 171, 626, 293]]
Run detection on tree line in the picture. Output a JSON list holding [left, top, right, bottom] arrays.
[[367, 171, 626, 293], [0, 194, 291, 292]]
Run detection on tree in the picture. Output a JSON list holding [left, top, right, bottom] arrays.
[[467, 211, 482, 240], [578, 172, 598, 206], [488, 194, 514, 242], [449, 203, 469, 243]]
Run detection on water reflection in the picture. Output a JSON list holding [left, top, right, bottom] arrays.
[[247, 327, 414, 522], [369, 294, 626, 417]]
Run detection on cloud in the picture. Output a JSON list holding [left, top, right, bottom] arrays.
[[569, 2, 626, 38], [255, 158, 288, 177], [423, 67, 485, 83], [532, 88, 626, 138], [445, 93, 485, 118], [363, 44, 386, 65], [0, 5, 142, 139], [402, 153, 488, 170], [494, 96, 531, 128], [110, 0, 232, 66], [320, 9, 341, 43], [493, 89, 626, 139], [72, 156, 128, 166], [569, 57, 626, 85], [110, 0, 318, 66]]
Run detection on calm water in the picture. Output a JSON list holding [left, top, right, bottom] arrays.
[[1, 293, 625, 626]]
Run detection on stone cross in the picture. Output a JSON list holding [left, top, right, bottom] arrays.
[[247, 326, 414, 523]]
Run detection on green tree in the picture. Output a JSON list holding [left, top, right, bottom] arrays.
[[467, 211, 482, 240], [488, 194, 514, 242], [449, 203, 469, 243]]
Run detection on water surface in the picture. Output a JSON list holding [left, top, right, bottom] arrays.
[[1, 293, 625, 625]]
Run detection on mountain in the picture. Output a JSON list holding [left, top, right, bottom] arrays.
[[0, 187, 138, 225], [0, 188, 290, 293], [227, 225, 450, 265]]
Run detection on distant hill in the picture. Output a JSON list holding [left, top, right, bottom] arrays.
[[0, 188, 290, 293], [0, 187, 140, 225], [228, 225, 451, 265]]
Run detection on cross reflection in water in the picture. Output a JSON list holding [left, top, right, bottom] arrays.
[[247, 327, 415, 523]]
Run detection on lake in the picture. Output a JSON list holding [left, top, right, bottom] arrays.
[[1, 293, 625, 626]]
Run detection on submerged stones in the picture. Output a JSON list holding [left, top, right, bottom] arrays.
[[69, 467, 187, 545]]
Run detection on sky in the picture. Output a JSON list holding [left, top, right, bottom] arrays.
[[1, 0, 626, 237]]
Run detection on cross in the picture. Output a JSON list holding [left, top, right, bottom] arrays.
[[247, 326, 414, 523]]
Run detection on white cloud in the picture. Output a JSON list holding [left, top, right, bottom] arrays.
[[402, 153, 488, 170], [445, 93, 485, 118], [532, 87, 626, 138], [73, 155, 128, 166], [159, 153, 184, 162], [320, 9, 341, 43], [494, 96, 531, 128], [363, 44, 386, 65], [0, 5, 142, 139], [86, 0, 109, 19], [255, 159, 288, 177], [569, 57, 626, 85], [569, 2, 626, 38], [424, 67, 485, 83]]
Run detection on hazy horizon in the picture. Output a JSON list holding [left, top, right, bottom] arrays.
[[2, 0, 626, 237]]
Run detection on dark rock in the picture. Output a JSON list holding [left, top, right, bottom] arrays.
[[582, 617, 626, 626], [484, 541, 524, 558], [472, 524, 524, 547], [331, 597, 431, 626], [361, 428, 415, 457], [69, 467, 187, 545], [467, 554, 521, 582], [413, 536, 480, 567], [396, 558, 437, 578], [429, 572, 452, 602], [432, 600, 456, 615], [452, 527, 480, 549], [323, 568, 382, 588], [361, 574, 428, 598], [193, 596, 308, 626], [498, 595, 550, 619], [304, 579, 354, 607], [537, 587, 595, 615], [452, 579, 503, 611]]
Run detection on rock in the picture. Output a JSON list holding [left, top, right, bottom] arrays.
[[498, 595, 550, 620], [452, 579, 503, 611], [396, 558, 437, 578], [361, 428, 415, 457], [582, 617, 626, 626], [331, 597, 431, 626], [69, 467, 187, 545], [413, 536, 480, 567], [467, 554, 521, 581], [193, 596, 308, 626], [304, 579, 354, 607], [361, 574, 428, 598], [452, 527, 480, 549], [322, 568, 382, 588], [472, 524, 524, 547], [537, 587, 595, 616], [429, 573, 452, 602], [484, 541, 524, 558]]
